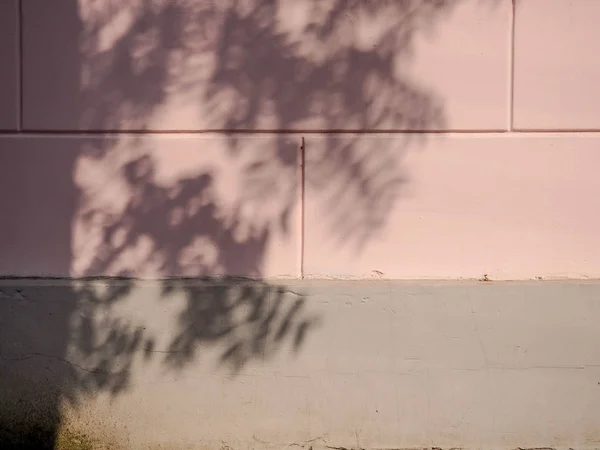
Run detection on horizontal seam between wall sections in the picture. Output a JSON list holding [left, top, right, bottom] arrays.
[[3, 130, 600, 138], [509, 128, 600, 133], [0, 128, 511, 135]]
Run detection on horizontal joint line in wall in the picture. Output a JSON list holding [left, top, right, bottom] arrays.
[[512, 128, 600, 133], [3, 129, 600, 137], [0, 128, 511, 136]]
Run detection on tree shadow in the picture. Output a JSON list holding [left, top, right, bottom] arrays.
[[2, 0, 496, 447]]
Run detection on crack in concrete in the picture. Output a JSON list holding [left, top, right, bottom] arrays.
[[0, 352, 109, 374]]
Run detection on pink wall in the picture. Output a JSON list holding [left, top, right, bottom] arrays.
[[1, 0, 600, 279]]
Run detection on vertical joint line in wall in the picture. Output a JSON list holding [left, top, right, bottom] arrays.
[[508, 0, 516, 131], [17, 0, 22, 131], [299, 136, 305, 279]]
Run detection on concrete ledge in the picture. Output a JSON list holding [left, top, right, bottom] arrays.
[[2, 279, 600, 449]]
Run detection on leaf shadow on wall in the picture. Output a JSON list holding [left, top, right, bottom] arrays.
[[0, 0, 497, 447]]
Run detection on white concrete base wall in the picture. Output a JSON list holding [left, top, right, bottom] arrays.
[[2, 279, 600, 449]]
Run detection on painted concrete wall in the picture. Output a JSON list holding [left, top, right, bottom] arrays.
[[1, 0, 600, 280], [3, 279, 600, 449], [2, 1, 600, 448]]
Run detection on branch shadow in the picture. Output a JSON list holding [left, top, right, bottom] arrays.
[[1, 0, 497, 447]]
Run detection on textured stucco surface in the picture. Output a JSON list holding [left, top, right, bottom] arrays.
[[2, 279, 600, 449], [3, 1, 600, 448], [3, 1, 600, 280], [513, 0, 600, 129]]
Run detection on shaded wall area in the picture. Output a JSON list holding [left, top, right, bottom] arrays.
[[0, 1, 493, 447], [0, 279, 318, 448]]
